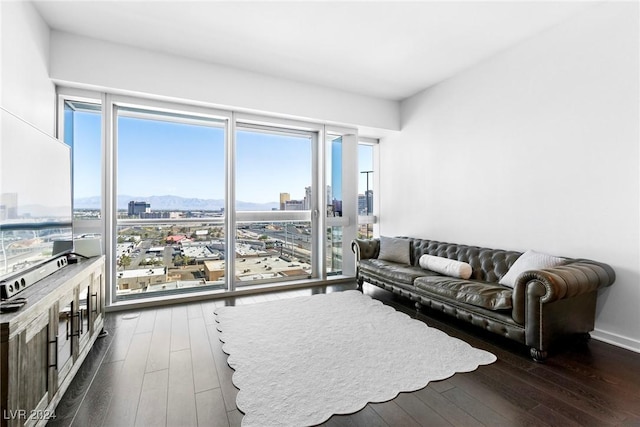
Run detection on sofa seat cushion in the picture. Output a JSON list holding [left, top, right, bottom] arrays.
[[414, 276, 513, 310], [359, 259, 436, 286]]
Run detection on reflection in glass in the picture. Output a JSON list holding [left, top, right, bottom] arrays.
[[326, 135, 342, 218], [327, 226, 342, 275], [0, 108, 73, 284]]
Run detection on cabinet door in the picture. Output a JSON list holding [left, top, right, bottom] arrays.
[[78, 284, 91, 348], [51, 289, 76, 390], [7, 312, 50, 427], [89, 265, 105, 334]]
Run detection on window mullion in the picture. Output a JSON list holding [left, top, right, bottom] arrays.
[[226, 113, 236, 291], [104, 94, 116, 306]]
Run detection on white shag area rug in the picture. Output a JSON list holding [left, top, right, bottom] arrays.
[[215, 290, 496, 427]]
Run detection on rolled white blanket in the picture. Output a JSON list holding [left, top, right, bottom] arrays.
[[419, 254, 473, 279]]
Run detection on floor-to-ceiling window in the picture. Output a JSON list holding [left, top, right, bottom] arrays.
[[233, 125, 316, 287], [58, 90, 368, 305], [59, 96, 103, 237], [113, 104, 227, 299], [358, 138, 378, 239]]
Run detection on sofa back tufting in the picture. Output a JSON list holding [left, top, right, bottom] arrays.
[[406, 238, 522, 283]]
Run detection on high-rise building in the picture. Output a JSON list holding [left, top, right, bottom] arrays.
[[0, 193, 18, 220], [332, 200, 342, 217], [128, 201, 150, 217], [365, 190, 373, 215], [284, 200, 304, 211], [358, 190, 374, 215], [358, 194, 366, 215], [279, 193, 290, 210], [304, 186, 312, 210]]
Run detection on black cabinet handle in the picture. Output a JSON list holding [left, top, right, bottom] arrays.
[[72, 311, 82, 336], [65, 312, 71, 339], [49, 335, 58, 368]]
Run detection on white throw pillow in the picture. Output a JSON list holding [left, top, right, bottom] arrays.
[[378, 236, 411, 265], [419, 254, 473, 279], [498, 249, 565, 288]]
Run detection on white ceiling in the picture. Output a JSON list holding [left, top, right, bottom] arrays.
[[33, 1, 594, 101]]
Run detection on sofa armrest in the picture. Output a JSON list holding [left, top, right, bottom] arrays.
[[351, 238, 380, 261], [512, 260, 615, 325]]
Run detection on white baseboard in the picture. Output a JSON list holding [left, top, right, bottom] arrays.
[[591, 328, 640, 353]]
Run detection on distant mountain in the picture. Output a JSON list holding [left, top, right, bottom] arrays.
[[74, 196, 101, 209], [74, 195, 279, 211]]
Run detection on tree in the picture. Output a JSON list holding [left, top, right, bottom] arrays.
[[118, 255, 131, 270]]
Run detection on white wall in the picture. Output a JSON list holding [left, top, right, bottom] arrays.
[[380, 2, 640, 350], [0, 1, 55, 134], [48, 31, 399, 132]]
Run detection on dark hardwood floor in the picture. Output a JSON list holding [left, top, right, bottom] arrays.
[[48, 282, 640, 427]]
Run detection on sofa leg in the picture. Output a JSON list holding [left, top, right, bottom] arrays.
[[530, 347, 548, 363], [356, 277, 364, 291], [415, 301, 422, 312]]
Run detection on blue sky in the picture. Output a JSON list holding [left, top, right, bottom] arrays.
[[72, 111, 373, 204], [236, 130, 311, 202], [70, 111, 102, 200], [118, 116, 226, 199]]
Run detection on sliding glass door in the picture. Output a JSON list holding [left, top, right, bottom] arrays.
[[233, 126, 317, 287], [111, 107, 324, 298]]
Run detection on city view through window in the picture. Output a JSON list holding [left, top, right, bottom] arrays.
[[68, 102, 374, 299]]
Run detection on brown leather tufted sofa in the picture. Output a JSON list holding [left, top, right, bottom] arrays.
[[351, 237, 615, 361]]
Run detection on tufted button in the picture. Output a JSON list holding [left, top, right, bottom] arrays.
[[414, 239, 522, 282]]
